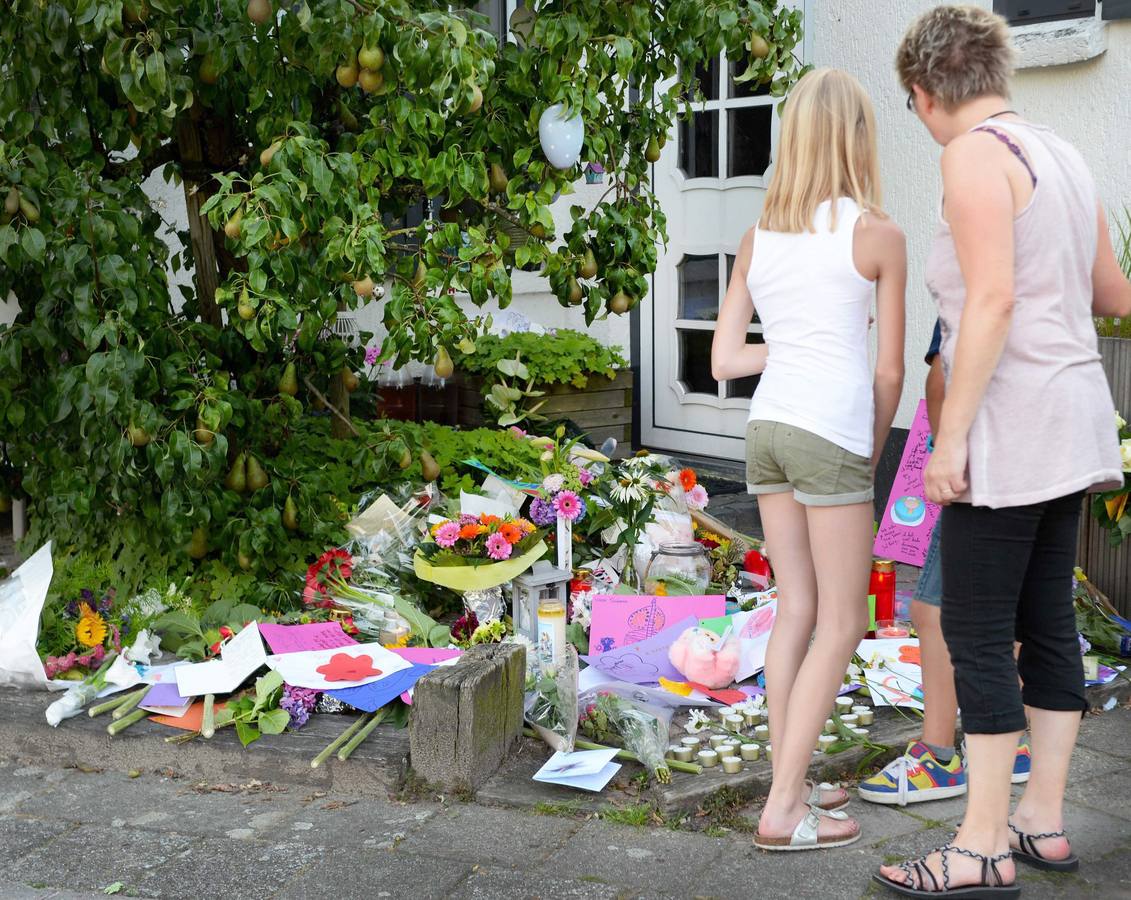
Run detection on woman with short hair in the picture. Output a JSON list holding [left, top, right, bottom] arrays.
[[876, 6, 1131, 897]]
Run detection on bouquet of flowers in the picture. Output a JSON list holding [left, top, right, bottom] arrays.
[[1091, 410, 1131, 547], [693, 522, 744, 595], [578, 690, 672, 783], [413, 513, 546, 591]]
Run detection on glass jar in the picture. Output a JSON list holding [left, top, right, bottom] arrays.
[[642, 542, 712, 596]]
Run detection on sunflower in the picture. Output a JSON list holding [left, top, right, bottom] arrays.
[[75, 602, 107, 648]]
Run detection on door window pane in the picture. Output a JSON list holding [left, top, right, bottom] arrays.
[[679, 111, 719, 179], [679, 330, 718, 395], [725, 334, 765, 399], [728, 105, 773, 177], [729, 61, 772, 99], [686, 57, 720, 101], [679, 255, 719, 321]]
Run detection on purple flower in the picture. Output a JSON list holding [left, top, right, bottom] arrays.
[[280, 685, 321, 730], [65, 599, 80, 618], [578, 468, 594, 487], [81, 589, 94, 602], [486, 532, 513, 561], [529, 498, 556, 527], [364, 344, 380, 366], [458, 513, 479, 526], [552, 490, 582, 522], [98, 595, 113, 615]]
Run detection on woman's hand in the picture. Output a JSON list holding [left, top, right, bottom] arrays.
[[924, 438, 968, 505]]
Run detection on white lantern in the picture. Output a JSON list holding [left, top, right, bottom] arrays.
[[510, 560, 572, 643], [538, 104, 584, 170]]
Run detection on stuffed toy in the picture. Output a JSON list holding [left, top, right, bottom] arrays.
[[668, 626, 741, 689]]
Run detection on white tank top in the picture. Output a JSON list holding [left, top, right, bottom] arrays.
[[746, 197, 876, 458]]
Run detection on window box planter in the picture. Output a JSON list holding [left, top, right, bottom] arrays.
[[1077, 336, 1131, 617], [456, 370, 634, 456]]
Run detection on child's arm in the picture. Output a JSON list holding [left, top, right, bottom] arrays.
[[711, 228, 768, 381]]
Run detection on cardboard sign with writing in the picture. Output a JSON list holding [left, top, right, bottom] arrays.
[[874, 400, 941, 567]]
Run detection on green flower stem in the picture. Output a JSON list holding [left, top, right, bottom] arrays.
[[107, 708, 151, 736], [311, 714, 371, 768], [110, 687, 150, 720], [524, 729, 703, 776], [338, 708, 388, 761], [201, 694, 216, 739], [88, 690, 137, 719]]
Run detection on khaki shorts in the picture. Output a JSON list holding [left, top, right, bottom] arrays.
[[745, 420, 874, 507]]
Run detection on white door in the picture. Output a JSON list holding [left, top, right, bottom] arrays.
[[641, 53, 783, 459]]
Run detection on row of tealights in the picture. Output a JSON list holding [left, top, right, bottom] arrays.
[[665, 696, 877, 775]]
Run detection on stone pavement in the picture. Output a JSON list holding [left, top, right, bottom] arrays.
[[1, 704, 1129, 900]]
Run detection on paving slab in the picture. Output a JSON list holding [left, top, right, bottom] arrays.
[[275, 847, 472, 900], [451, 866, 633, 900], [0, 816, 76, 866], [1064, 769, 1131, 822], [538, 819, 729, 898]]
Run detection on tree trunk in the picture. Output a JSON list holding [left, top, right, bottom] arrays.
[[175, 115, 222, 328]]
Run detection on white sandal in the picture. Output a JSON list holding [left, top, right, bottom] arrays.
[[806, 779, 849, 810], [754, 805, 861, 852]]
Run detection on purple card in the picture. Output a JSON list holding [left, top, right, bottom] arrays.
[[588, 595, 726, 654], [580, 615, 699, 685], [142, 681, 185, 707]]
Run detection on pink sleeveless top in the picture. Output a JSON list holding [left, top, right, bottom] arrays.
[[925, 119, 1123, 509]]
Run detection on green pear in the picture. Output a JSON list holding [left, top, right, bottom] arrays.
[[567, 276, 583, 305], [420, 449, 441, 482], [278, 362, 298, 397], [433, 346, 454, 379], [246, 454, 269, 492], [194, 414, 214, 445], [237, 551, 253, 571], [644, 136, 661, 163], [187, 526, 208, 560], [488, 162, 509, 194], [579, 248, 598, 279], [282, 494, 299, 531], [4, 187, 19, 216], [358, 45, 385, 71], [127, 421, 150, 447], [224, 452, 248, 494]]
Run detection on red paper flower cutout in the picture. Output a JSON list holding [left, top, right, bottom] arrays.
[[315, 652, 381, 682], [899, 645, 921, 666]]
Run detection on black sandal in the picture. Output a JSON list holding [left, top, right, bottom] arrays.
[[873, 844, 1019, 898], [1009, 822, 1080, 873]]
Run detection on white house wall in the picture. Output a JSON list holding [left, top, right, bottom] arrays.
[[808, 1, 1131, 429]]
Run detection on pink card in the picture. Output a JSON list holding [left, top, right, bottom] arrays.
[[874, 400, 941, 567], [258, 622, 356, 655], [390, 647, 462, 665], [588, 594, 726, 654]]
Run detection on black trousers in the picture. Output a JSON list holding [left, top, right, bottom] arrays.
[[940, 492, 1086, 735]]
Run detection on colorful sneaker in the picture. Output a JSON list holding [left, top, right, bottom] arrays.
[[857, 741, 967, 806], [1011, 738, 1031, 785]]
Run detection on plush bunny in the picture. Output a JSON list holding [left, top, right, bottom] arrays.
[[668, 626, 741, 689]]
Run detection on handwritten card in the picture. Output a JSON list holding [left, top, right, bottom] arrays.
[[856, 637, 924, 710], [258, 622, 356, 655], [265, 641, 410, 691], [874, 400, 941, 567], [588, 595, 726, 654], [533, 748, 621, 793], [175, 622, 267, 698], [581, 614, 698, 685]]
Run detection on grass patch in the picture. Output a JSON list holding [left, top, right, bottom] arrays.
[[578, 875, 609, 885], [600, 803, 657, 827], [693, 786, 757, 835], [533, 801, 586, 818]]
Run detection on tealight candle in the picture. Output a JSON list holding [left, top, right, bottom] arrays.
[[681, 736, 701, 748], [722, 739, 742, 751], [818, 734, 837, 752], [856, 709, 874, 726], [666, 744, 682, 759], [765, 743, 772, 761], [852, 727, 869, 739], [753, 724, 770, 741], [698, 749, 719, 768], [743, 710, 761, 727], [721, 756, 743, 774], [740, 743, 760, 761], [709, 734, 728, 749], [725, 714, 745, 731], [823, 718, 837, 734], [672, 746, 694, 763], [840, 714, 859, 727], [835, 696, 853, 713]]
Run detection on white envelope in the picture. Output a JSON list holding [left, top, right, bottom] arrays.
[[533, 748, 622, 792]]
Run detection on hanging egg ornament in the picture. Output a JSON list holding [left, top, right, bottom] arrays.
[[539, 104, 584, 170]]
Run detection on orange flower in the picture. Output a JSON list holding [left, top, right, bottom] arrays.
[[515, 518, 536, 533], [459, 524, 481, 541], [480, 514, 501, 526], [499, 523, 523, 545], [679, 468, 697, 491]]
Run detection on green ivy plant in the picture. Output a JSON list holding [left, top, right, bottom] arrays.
[[0, 0, 804, 603], [454, 329, 628, 388]]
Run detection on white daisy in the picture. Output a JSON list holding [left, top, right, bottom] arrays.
[[686, 709, 712, 734], [610, 472, 648, 504]]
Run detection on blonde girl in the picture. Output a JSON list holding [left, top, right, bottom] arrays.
[[711, 67, 906, 851]]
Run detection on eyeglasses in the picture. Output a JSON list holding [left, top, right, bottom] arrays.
[[906, 90, 915, 111]]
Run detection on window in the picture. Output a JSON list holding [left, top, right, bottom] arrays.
[[993, 0, 1095, 24], [675, 253, 763, 400], [473, 0, 523, 44], [678, 54, 774, 182]]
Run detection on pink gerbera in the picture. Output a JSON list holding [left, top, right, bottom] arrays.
[[553, 490, 582, 522], [486, 532, 513, 560], [435, 521, 461, 548], [686, 484, 709, 510]]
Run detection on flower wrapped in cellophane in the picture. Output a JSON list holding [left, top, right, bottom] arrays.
[[413, 513, 546, 591]]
